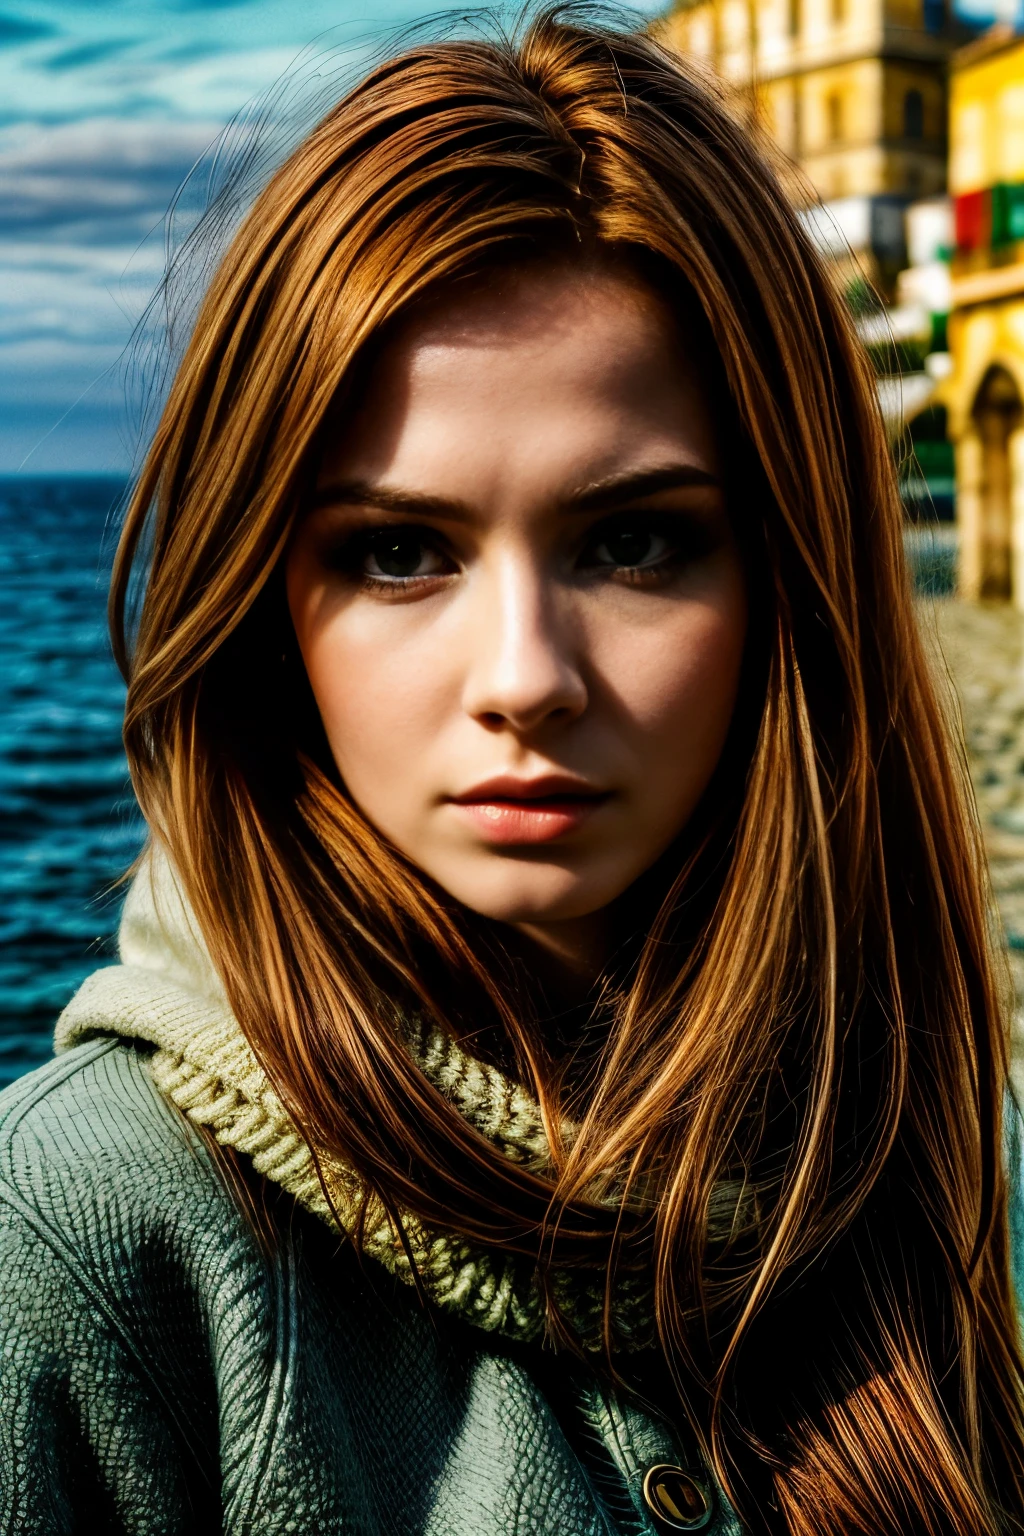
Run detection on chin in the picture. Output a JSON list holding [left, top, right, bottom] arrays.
[[435, 858, 624, 926]]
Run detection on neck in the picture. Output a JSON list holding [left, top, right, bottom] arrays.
[[507, 910, 612, 1008]]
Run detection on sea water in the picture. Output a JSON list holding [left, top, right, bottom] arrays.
[[0, 477, 143, 1088]]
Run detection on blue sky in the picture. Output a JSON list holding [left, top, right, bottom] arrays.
[[0, 1, 663, 474], [1, 0, 1007, 474]]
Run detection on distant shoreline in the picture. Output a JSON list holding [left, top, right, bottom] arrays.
[[0, 472, 130, 482]]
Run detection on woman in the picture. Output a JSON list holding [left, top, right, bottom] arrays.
[[1, 8, 1022, 1533]]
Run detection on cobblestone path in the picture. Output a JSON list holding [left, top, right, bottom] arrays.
[[927, 599, 1024, 1090]]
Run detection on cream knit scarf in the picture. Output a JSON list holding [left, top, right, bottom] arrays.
[[56, 849, 651, 1350]]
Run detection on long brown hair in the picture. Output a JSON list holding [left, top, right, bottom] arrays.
[[111, 7, 1024, 1530]]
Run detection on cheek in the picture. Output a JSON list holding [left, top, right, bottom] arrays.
[[593, 580, 746, 799], [300, 608, 454, 786]]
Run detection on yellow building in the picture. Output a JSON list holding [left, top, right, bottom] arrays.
[[661, 0, 956, 289], [943, 31, 1024, 603]]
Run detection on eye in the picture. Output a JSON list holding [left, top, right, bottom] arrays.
[[579, 512, 721, 578], [358, 527, 452, 582], [588, 525, 672, 570]]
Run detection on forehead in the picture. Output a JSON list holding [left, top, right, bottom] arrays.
[[318, 261, 720, 493]]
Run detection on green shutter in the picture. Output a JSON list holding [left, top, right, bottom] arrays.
[[991, 182, 1024, 246]]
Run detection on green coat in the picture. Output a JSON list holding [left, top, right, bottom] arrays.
[[4, 1039, 1024, 1535], [3, 846, 1024, 1535], [0, 1035, 744, 1535]]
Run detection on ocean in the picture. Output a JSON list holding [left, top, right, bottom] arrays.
[[0, 476, 143, 1089]]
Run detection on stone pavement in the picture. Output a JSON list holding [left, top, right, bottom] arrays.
[[924, 599, 1024, 1091]]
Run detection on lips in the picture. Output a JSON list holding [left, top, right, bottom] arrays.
[[448, 775, 610, 845]]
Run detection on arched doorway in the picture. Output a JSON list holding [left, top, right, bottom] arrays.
[[971, 364, 1023, 599]]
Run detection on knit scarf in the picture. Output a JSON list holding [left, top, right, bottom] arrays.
[[56, 848, 652, 1350]]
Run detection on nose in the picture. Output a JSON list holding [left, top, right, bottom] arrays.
[[461, 547, 588, 733]]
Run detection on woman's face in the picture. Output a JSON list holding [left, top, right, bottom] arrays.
[[287, 262, 747, 972]]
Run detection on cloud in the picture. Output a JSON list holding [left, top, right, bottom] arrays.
[[0, 33, 313, 124], [0, 117, 220, 242], [0, 0, 668, 471], [0, 240, 161, 343], [0, 116, 221, 471], [43, 39, 133, 72], [150, 39, 229, 64], [0, 14, 54, 47]]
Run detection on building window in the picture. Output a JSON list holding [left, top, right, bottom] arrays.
[[904, 89, 924, 140], [923, 0, 945, 34], [827, 92, 843, 143]]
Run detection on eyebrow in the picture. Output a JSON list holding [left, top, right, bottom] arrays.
[[310, 463, 723, 521], [566, 463, 722, 513], [311, 480, 476, 521]]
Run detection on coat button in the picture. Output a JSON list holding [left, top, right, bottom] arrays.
[[641, 1463, 712, 1530]]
